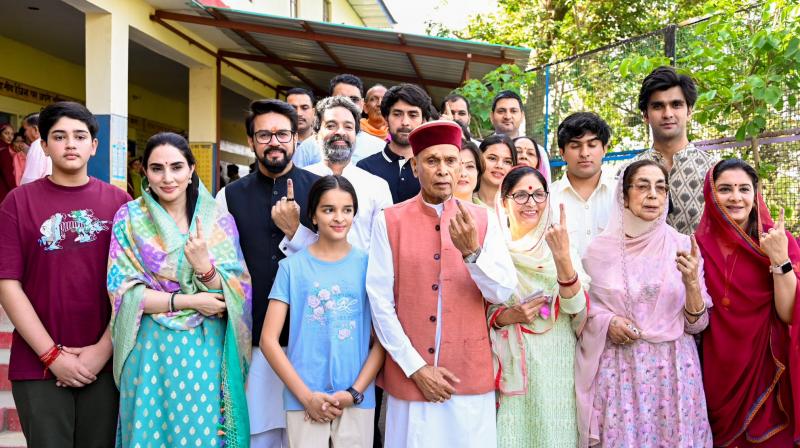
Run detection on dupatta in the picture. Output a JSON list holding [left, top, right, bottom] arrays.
[[108, 180, 252, 448], [575, 170, 713, 447], [488, 185, 589, 397], [696, 163, 800, 445]]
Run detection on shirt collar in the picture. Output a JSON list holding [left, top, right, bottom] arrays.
[[382, 144, 406, 163]]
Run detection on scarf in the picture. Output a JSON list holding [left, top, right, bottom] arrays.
[[575, 171, 712, 447], [488, 191, 589, 397], [360, 117, 388, 140], [696, 163, 800, 445], [108, 180, 252, 448]]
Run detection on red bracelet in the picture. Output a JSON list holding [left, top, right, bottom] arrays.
[[556, 272, 579, 287], [39, 344, 63, 375], [196, 266, 216, 283]]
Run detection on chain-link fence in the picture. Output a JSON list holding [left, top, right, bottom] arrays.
[[523, 12, 800, 232]]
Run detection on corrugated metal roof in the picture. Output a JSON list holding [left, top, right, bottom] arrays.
[[347, 0, 396, 28], [153, 2, 530, 101]]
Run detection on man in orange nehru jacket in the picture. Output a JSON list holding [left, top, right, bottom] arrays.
[[366, 120, 515, 447]]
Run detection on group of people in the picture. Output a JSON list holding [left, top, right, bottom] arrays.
[[0, 113, 52, 203], [0, 64, 797, 448]]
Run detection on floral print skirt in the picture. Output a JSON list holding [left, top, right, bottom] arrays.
[[591, 333, 712, 447]]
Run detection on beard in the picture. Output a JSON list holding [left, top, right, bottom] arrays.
[[389, 127, 412, 146], [257, 144, 292, 173], [322, 136, 354, 163]]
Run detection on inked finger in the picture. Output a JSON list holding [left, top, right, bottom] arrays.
[[287, 179, 295, 201]]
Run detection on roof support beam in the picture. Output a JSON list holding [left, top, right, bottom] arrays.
[[207, 10, 324, 93], [461, 54, 471, 84], [154, 10, 515, 65], [150, 14, 280, 94], [397, 34, 431, 96], [301, 22, 346, 70], [219, 50, 459, 89]]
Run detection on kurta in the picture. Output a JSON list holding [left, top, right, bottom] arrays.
[[366, 195, 516, 447]]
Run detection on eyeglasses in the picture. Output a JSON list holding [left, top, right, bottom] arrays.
[[628, 183, 669, 195], [508, 190, 548, 205], [254, 129, 294, 144]]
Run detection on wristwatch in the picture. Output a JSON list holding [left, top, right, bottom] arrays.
[[770, 260, 793, 275], [463, 247, 482, 264], [346, 386, 364, 405]]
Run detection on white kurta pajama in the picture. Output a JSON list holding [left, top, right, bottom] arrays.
[[367, 200, 516, 448]]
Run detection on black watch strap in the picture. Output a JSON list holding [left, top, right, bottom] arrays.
[[347, 386, 364, 405]]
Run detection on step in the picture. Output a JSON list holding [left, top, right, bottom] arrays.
[[0, 430, 24, 448], [0, 333, 11, 350]]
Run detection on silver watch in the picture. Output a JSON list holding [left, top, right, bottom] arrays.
[[463, 247, 482, 264]]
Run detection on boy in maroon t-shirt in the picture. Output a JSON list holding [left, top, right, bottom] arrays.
[[0, 102, 130, 447]]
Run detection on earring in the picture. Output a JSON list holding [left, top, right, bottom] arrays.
[[145, 186, 150, 193], [189, 179, 192, 184]]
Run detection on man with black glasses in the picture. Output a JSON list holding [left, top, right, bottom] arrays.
[[216, 99, 319, 448]]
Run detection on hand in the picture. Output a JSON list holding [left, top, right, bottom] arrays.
[[271, 179, 301, 239], [330, 390, 355, 410], [762, 208, 790, 265], [302, 392, 342, 423], [63, 344, 109, 376], [449, 200, 480, 257], [49, 351, 96, 388], [441, 102, 454, 122], [607, 315, 640, 345], [189, 292, 226, 317], [545, 204, 571, 261], [497, 297, 548, 326], [676, 235, 701, 288], [410, 365, 460, 403], [184, 217, 212, 274]]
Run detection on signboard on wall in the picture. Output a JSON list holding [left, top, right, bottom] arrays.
[[190, 142, 216, 192], [0, 76, 80, 106], [109, 114, 128, 190]]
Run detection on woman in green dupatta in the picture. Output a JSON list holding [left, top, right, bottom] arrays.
[[487, 165, 589, 448], [108, 132, 251, 448]]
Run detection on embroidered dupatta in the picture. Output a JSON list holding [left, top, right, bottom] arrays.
[[108, 180, 252, 448], [696, 163, 800, 445]]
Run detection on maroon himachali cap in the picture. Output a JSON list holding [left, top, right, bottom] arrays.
[[408, 120, 463, 156]]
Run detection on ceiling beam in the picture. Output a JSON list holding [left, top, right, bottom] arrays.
[[150, 14, 280, 94], [207, 10, 324, 93], [219, 50, 459, 89], [301, 22, 346, 70], [155, 10, 515, 65], [397, 34, 431, 96]]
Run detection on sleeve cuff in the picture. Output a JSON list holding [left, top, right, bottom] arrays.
[[559, 286, 587, 314], [280, 225, 317, 255], [398, 350, 427, 378]]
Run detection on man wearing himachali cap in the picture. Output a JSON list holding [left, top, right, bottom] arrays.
[[366, 120, 516, 447]]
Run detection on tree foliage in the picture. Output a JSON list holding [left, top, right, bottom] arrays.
[[427, 0, 706, 66]]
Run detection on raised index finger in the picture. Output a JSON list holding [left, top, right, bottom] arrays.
[[287, 178, 295, 201], [777, 207, 785, 230], [456, 200, 473, 224], [690, 234, 699, 257], [559, 203, 566, 227], [194, 216, 203, 239]]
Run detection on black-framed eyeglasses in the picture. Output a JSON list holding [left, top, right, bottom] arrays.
[[254, 129, 294, 144], [508, 190, 548, 205]]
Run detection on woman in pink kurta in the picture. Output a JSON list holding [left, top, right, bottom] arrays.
[[575, 159, 713, 447]]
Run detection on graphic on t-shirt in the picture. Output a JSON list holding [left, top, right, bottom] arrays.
[[38, 209, 110, 251], [305, 282, 359, 340]]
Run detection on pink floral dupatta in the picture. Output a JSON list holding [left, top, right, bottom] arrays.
[[575, 170, 712, 447]]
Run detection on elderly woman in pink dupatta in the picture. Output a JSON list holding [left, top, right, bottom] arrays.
[[575, 159, 713, 447]]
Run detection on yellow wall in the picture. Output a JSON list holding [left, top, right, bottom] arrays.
[[0, 34, 188, 142], [221, 118, 249, 147], [331, 0, 365, 25]]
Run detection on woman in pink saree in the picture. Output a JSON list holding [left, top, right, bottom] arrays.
[[575, 159, 713, 447]]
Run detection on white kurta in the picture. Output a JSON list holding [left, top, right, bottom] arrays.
[[366, 199, 516, 447], [20, 138, 52, 185], [281, 161, 393, 254], [549, 167, 616, 256]]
